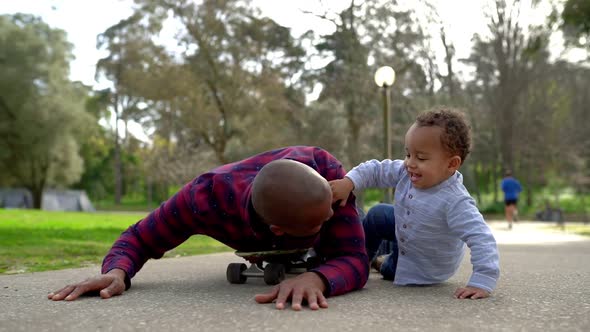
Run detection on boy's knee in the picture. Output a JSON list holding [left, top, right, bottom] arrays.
[[366, 204, 393, 221], [367, 203, 391, 217], [364, 203, 394, 229]]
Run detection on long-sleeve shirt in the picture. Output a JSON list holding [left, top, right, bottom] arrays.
[[102, 146, 369, 297], [346, 159, 499, 292]]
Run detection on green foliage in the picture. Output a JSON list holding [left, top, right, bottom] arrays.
[[0, 14, 94, 207], [308, 0, 433, 168], [363, 188, 385, 207], [478, 201, 506, 215], [74, 127, 114, 200], [107, 0, 309, 167], [476, 189, 590, 219], [550, 194, 589, 213], [3, 1, 588, 217], [0, 209, 231, 274], [561, 0, 590, 46]]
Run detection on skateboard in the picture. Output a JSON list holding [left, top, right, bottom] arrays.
[[226, 248, 320, 285]]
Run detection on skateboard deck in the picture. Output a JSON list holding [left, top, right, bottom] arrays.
[[235, 248, 312, 261], [226, 248, 319, 285]]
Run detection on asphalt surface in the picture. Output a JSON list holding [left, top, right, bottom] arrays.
[[1, 222, 589, 332]]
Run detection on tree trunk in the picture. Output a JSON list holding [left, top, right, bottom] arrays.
[[30, 187, 43, 209], [346, 124, 363, 210], [146, 176, 153, 209], [214, 145, 228, 165], [441, 26, 456, 101], [114, 131, 122, 204], [27, 156, 49, 209], [492, 165, 499, 204], [524, 171, 533, 208], [469, 163, 481, 204], [113, 95, 122, 205]]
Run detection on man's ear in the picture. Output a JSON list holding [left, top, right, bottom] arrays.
[[269, 225, 285, 236], [448, 156, 462, 171]]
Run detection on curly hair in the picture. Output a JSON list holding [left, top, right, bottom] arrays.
[[415, 108, 472, 164]]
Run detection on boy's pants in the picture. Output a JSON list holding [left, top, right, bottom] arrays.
[[363, 203, 398, 280]]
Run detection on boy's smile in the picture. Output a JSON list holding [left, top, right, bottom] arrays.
[[403, 124, 461, 189], [408, 171, 422, 184]]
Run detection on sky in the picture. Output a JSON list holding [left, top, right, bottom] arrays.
[[0, 0, 534, 87], [2, 0, 584, 84], [2, 0, 581, 87], [1, 0, 584, 140]]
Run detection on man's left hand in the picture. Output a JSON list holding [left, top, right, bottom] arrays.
[[254, 272, 328, 310], [454, 286, 490, 299]]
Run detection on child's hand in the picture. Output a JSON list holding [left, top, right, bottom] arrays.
[[329, 178, 354, 207], [453, 286, 490, 300]]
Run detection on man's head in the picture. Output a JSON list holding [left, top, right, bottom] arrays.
[[251, 159, 334, 237], [404, 108, 472, 189]]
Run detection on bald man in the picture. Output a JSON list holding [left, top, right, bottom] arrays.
[[48, 146, 368, 311]]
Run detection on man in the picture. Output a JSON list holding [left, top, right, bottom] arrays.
[[501, 169, 522, 230], [48, 146, 369, 311]]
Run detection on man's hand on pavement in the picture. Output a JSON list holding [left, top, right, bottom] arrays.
[[454, 286, 490, 300], [254, 272, 328, 311], [47, 269, 127, 301]]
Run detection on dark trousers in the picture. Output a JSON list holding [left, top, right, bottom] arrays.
[[363, 203, 398, 280]]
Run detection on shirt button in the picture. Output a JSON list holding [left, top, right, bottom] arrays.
[[402, 224, 407, 228], [400, 238, 405, 242], [401, 250, 406, 255], [406, 210, 410, 215], [409, 194, 413, 199]]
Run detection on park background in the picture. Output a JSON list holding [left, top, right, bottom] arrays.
[[1, 0, 589, 274]]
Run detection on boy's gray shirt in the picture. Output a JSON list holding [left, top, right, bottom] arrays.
[[347, 159, 499, 292]]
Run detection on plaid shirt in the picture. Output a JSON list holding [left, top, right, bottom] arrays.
[[102, 146, 368, 296]]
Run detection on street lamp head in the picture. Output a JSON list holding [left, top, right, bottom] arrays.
[[374, 66, 396, 87]]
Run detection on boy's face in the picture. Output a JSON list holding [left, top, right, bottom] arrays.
[[403, 123, 461, 189]]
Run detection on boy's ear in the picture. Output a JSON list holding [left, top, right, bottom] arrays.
[[448, 156, 462, 171], [269, 225, 285, 236]]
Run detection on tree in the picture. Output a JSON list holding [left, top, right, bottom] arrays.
[[561, 0, 590, 49], [74, 89, 115, 202], [309, 0, 433, 169], [101, 0, 308, 166], [463, 0, 549, 175], [96, 13, 159, 204], [550, 62, 590, 204], [310, 1, 374, 169], [0, 14, 92, 208]]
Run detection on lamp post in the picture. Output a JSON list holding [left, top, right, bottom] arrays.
[[374, 66, 396, 203]]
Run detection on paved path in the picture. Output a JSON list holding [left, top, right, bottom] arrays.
[[1, 222, 589, 332]]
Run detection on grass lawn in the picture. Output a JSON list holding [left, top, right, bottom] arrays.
[[0, 209, 231, 274]]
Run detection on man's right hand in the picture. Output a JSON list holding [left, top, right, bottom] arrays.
[[48, 268, 127, 301], [328, 178, 354, 207]]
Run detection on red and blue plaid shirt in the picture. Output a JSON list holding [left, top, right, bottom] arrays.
[[102, 146, 368, 296]]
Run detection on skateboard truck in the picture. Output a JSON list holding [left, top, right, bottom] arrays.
[[226, 248, 318, 285]]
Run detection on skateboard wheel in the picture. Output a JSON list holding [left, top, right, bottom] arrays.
[[263, 263, 285, 285], [227, 263, 247, 284]]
